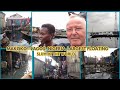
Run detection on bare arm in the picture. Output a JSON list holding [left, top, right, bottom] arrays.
[[21, 72, 32, 79]]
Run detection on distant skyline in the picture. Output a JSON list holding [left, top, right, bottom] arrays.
[[84, 48, 117, 60]]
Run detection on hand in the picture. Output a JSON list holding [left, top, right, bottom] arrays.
[[21, 72, 32, 79]]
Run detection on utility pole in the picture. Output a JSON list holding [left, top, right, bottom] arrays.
[[114, 12, 118, 48]]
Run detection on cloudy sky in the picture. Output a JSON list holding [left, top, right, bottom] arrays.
[[87, 12, 119, 32], [3, 12, 119, 31], [2, 12, 77, 29], [84, 48, 117, 60], [32, 12, 70, 29]]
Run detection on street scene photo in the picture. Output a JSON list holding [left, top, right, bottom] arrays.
[[0, 11, 32, 79], [1, 49, 32, 79], [82, 48, 119, 79], [87, 12, 119, 48], [0, 11, 119, 79], [32, 12, 86, 79], [0, 12, 31, 48], [34, 51, 81, 79]]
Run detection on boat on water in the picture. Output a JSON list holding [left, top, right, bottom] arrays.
[[21, 30, 39, 43]]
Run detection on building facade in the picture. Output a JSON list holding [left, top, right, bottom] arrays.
[[5, 13, 30, 41], [0, 12, 5, 33], [110, 48, 119, 79], [1, 50, 29, 74], [66, 51, 80, 78], [6, 13, 30, 29]]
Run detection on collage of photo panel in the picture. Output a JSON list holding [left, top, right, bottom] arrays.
[[0, 11, 119, 79]]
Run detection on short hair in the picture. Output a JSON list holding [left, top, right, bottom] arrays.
[[67, 15, 86, 26], [69, 14, 86, 21], [68, 12, 86, 21], [41, 24, 55, 34]]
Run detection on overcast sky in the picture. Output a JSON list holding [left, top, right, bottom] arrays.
[[3, 11, 31, 21], [3, 12, 81, 29], [32, 12, 70, 29], [3, 12, 119, 31], [84, 48, 117, 60], [87, 12, 119, 32]]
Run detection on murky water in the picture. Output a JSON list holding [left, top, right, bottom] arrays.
[[24, 57, 32, 75], [0, 33, 31, 47], [53, 38, 69, 45], [9, 39, 30, 46], [87, 33, 119, 48], [85, 73, 112, 79], [32, 38, 69, 46]]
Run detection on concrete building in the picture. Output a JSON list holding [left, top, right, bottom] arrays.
[[66, 51, 80, 78], [0, 12, 5, 33], [1, 50, 28, 72], [6, 13, 30, 30], [84, 56, 97, 65], [110, 48, 119, 79], [110, 48, 119, 64], [5, 13, 30, 41]]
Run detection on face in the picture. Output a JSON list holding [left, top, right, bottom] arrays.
[[66, 16, 86, 46], [39, 27, 53, 45]]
